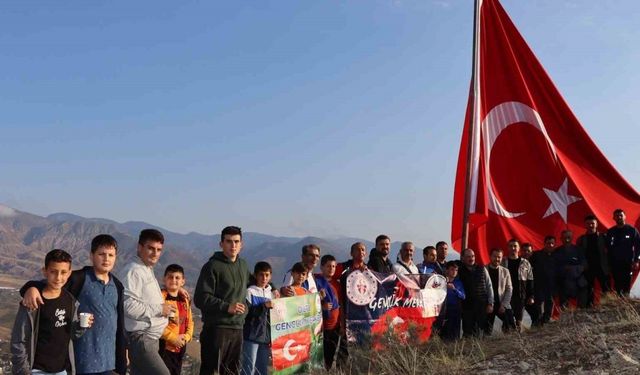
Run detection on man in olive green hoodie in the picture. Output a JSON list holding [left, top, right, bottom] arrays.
[[194, 226, 250, 375]]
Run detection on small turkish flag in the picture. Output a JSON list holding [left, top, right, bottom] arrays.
[[271, 330, 312, 370], [451, 0, 640, 265]]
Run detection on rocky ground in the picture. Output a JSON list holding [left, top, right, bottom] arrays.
[[473, 296, 640, 375], [320, 295, 640, 375]]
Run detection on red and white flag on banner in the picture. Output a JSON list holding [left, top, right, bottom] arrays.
[[451, 0, 640, 267], [271, 330, 312, 370]]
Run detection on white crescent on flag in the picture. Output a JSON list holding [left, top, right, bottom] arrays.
[[478, 101, 558, 218], [282, 339, 301, 361]]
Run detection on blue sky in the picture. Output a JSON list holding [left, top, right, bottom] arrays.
[[1, 0, 639, 247]]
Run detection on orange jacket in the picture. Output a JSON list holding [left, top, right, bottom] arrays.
[[160, 290, 194, 353]]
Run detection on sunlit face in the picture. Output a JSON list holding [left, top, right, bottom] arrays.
[[614, 211, 626, 226], [376, 239, 391, 257], [436, 243, 448, 261], [302, 247, 321, 270], [91, 245, 117, 274], [462, 249, 475, 266], [43, 261, 72, 291], [163, 271, 185, 293], [255, 270, 272, 288], [138, 240, 163, 267], [321, 260, 336, 278], [424, 249, 437, 263], [445, 265, 458, 279], [351, 243, 366, 262], [508, 241, 520, 258], [400, 244, 415, 262], [490, 251, 503, 267], [585, 219, 598, 234], [220, 234, 242, 260], [292, 270, 307, 286]]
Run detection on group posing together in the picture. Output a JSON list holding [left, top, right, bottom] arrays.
[[11, 230, 194, 375], [430, 209, 640, 340], [9, 208, 640, 375]]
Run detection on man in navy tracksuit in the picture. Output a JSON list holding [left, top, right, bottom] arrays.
[[606, 209, 640, 296]]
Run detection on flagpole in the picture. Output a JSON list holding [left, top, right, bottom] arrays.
[[461, 0, 482, 255]]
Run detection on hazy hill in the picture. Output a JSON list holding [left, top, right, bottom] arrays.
[[0, 204, 422, 286]]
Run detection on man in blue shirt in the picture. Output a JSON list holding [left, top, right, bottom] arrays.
[[419, 246, 443, 275], [73, 263, 120, 374]]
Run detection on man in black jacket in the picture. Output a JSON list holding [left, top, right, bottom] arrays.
[[530, 236, 558, 325], [504, 239, 534, 331], [556, 230, 588, 308], [367, 234, 394, 273], [435, 241, 449, 274], [456, 249, 493, 337], [576, 214, 610, 306], [605, 209, 640, 296]]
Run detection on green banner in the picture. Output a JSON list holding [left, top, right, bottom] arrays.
[[270, 293, 324, 374]]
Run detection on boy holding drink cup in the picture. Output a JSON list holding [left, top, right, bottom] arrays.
[[159, 264, 194, 375], [19, 234, 128, 375]]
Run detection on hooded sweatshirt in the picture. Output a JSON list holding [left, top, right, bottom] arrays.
[[194, 251, 250, 328]]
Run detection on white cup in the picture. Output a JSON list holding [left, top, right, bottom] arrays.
[[79, 312, 93, 328]]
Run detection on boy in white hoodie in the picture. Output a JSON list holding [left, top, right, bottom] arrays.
[[241, 262, 279, 375]]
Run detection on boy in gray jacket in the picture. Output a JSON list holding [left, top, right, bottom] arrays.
[[11, 249, 90, 375]]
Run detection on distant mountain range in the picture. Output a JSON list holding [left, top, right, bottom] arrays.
[[0, 204, 413, 286]]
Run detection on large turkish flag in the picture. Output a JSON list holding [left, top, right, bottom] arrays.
[[451, 0, 640, 266]]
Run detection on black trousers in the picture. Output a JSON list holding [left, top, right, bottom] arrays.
[[524, 302, 539, 326], [462, 303, 487, 337], [585, 268, 610, 306], [511, 297, 524, 324], [534, 289, 554, 324], [199, 326, 243, 375], [485, 309, 515, 335], [439, 307, 462, 341], [159, 347, 185, 375], [323, 327, 340, 370], [610, 259, 632, 295], [335, 329, 349, 371]]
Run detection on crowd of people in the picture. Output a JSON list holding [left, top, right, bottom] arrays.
[[9, 208, 640, 375]]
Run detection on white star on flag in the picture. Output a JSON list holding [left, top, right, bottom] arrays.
[[542, 178, 581, 223]]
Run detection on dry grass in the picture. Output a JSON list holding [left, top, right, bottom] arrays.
[[312, 331, 485, 375], [315, 296, 640, 374]]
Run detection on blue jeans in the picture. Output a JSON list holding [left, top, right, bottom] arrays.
[[241, 340, 270, 375]]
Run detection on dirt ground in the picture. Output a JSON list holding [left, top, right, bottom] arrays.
[[470, 296, 640, 374]]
